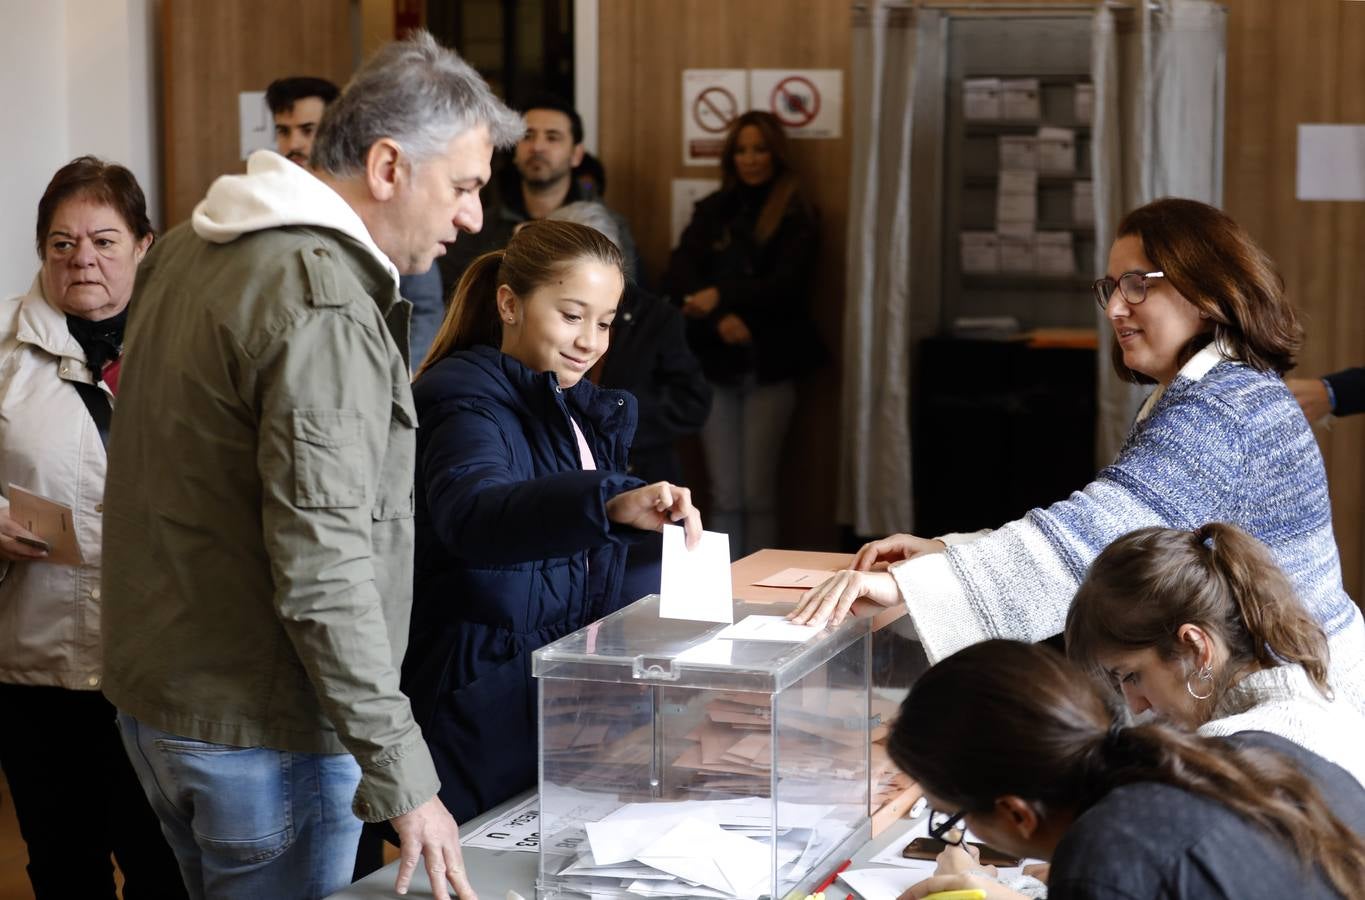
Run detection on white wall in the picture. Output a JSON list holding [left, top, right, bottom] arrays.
[[0, 0, 160, 298]]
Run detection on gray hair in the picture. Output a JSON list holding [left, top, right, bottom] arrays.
[[312, 30, 523, 177], [545, 201, 621, 253]]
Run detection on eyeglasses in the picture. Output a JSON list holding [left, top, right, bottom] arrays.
[[927, 808, 967, 846], [1093, 270, 1165, 310]]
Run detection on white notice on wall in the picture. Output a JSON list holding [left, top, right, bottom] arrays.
[[750, 69, 843, 139], [671, 178, 720, 247], [238, 91, 274, 161], [1296, 124, 1365, 201], [683, 69, 748, 165]]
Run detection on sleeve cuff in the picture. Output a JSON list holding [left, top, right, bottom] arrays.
[[351, 737, 441, 823], [932, 528, 993, 547], [1322, 377, 1338, 414], [889, 552, 994, 664]]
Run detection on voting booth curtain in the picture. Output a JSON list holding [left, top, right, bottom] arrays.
[[839, 2, 946, 537], [1091, 0, 1227, 466]]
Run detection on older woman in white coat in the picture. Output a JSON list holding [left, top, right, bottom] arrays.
[[0, 156, 185, 899]]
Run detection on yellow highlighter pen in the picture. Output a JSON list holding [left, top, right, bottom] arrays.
[[921, 891, 987, 900]]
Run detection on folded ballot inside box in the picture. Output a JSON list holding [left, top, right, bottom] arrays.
[[533, 595, 873, 899]]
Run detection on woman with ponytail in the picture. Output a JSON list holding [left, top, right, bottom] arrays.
[[1065, 523, 1365, 786], [889, 640, 1365, 900], [401, 220, 703, 823]]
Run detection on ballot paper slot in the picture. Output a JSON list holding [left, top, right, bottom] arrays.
[[535, 595, 872, 899]]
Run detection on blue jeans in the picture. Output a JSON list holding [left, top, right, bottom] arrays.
[[701, 376, 798, 556], [117, 713, 364, 900]]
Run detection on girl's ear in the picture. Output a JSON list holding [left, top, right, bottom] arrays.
[[995, 795, 1041, 841], [496, 284, 519, 326], [1176, 623, 1215, 669]]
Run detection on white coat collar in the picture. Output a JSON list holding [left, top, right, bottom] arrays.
[[1136, 339, 1236, 423], [15, 274, 87, 365]]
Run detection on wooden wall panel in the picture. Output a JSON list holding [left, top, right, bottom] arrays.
[[161, 0, 355, 225], [598, 0, 853, 550], [598, 0, 1365, 598], [1223, 0, 1365, 602]]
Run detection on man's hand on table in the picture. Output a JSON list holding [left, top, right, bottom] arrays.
[[391, 796, 478, 900]]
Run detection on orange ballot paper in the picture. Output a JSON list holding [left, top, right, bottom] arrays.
[[7, 484, 84, 566]]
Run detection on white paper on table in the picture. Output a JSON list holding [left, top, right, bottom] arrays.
[[752, 566, 835, 588], [460, 794, 543, 852], [7, 484, 83, 566], [636, 818, 773, 898], [839, 866, 931, 900], [659, 524, 733, 624], [713, 797, 835, 830], [716, 615, 822, 643]]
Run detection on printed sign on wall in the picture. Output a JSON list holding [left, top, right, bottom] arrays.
[[682, 69, 748, 165], [749, 69, 843, 139]]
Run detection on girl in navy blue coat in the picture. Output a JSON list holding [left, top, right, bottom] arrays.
[[402, 220, 702, 825]]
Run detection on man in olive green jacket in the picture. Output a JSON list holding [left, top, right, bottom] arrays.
[[101, 33, 522, 900]]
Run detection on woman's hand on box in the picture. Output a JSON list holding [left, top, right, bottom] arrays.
[[785, 569, 900, 628]]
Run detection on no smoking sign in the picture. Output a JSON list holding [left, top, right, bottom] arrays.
[[751, 69, 843, 139], [770, 76, 821, 127], [693, 86, 738, 134]]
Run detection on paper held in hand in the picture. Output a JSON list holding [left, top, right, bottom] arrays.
[[659, 524, 734, 624], [8, 484, 83, 566]]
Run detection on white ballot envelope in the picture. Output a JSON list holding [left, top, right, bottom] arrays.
[[636, 818, 771, 898], [659, 524, 733, 624], [7, 484, 84, 566]]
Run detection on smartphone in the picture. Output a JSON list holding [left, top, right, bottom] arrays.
[[14, 535, 50, 552], [901, 836, 1021, 868]]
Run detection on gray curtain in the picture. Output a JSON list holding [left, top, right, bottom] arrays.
[[1091, 0, 1226, 466], [838, 2, 944, 536]]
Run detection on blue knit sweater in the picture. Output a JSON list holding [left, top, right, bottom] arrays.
[[893, 344, 1365, 710]]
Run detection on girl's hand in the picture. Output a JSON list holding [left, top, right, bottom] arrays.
[[606, 482, 702, 547]]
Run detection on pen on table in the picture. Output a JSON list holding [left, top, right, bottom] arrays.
[[811, 858, 852, 895]]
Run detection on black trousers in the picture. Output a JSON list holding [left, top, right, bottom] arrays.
[[0, 682, 188, 900]]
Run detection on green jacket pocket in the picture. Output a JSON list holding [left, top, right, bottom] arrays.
[[292, 408, 364, 508]]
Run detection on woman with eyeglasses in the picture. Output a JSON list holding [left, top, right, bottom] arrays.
[[789, 197, 1365, 715], [889, 640, 1365, 900]]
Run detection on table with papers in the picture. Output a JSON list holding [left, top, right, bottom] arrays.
[[327, 790, 951, 900]]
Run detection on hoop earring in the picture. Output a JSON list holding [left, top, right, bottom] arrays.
[[1186, 665, 1215, 701]]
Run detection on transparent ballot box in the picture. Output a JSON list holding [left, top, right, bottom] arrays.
[[532, 595, 872, 899]]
